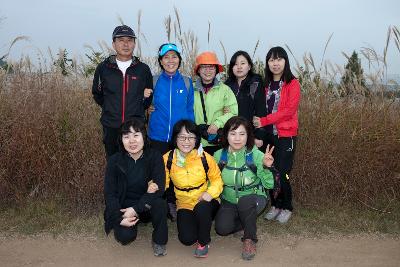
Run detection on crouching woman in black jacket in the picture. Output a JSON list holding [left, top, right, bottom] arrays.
[[104, 118, 168, 256]]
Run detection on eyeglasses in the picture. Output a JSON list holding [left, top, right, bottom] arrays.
[[200, 65, 216, 71], [177, 135, 196, 142]]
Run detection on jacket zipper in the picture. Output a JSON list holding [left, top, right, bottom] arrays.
[[122, 73, 127, 123], [113, 60, 137, 125], [166, 76, 172, 142], [233, 152, 239, 201]]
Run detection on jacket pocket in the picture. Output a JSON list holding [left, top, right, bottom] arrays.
[[277, 120, 294, 130]]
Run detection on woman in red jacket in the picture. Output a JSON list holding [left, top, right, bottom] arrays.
[[253, 46, 300, 224]]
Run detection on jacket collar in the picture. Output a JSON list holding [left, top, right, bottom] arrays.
[[228, 145, 256, 155], [228, 146, 247, 155], [195, 77, 220, 92], [115, 151, 145, 175], [160, 70, 181, 79], [241, 73, 261, 88], [106, 55, 138, 68]]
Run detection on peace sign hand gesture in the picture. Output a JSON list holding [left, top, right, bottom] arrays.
[[263, 144, 275, 168]]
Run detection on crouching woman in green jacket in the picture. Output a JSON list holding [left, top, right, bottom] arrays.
[[214, 116, 274, 261]]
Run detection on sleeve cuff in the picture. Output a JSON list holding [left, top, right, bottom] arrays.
[[260, 116, 269, 127]]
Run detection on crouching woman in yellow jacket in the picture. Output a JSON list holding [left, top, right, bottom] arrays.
[[164, 119, 223, 258]]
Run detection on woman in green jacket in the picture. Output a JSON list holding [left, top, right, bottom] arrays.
[[213, 116, 274, 261], [193, 51, 238, 155]]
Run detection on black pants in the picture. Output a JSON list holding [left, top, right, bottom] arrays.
[[149, 139, 171, 155], [177, 199, 219, 246], [113, 198, 168, 246], [215, 194, 267, 242], [262, 134, 296, 211], [149, 139, 176, 204], [103, 126, 120, 158]]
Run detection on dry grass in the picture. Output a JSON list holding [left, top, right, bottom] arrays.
[[0, 66, 104, 211], [1, 62, 398, 215], [1, 200, 398, 236], [293, 93, 400, 210]]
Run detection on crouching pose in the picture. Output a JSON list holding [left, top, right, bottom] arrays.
[[163, 120, 223, 257], [103, 119, 168, 256], [214, 116, 274, 260]]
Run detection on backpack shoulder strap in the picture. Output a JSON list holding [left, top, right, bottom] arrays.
[[201, 152, 209, 182], [182, 75, 191, 92], [218, 149, 228, 171], [166, 150, 174, 173], [245, 150, 257, 175], [199, 91, 208, 124], [151, 74, 160, 105], [152, 74, 160, 89], [249, 81, 259, 100]]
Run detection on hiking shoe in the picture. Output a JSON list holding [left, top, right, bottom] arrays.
[[242, 239, 256, 260], [152, 242, 167, 257], [167, 202, 177, 222], [194, 243, 209, 258], [264, 206, 281, 220], [276, 209, 292, 224]]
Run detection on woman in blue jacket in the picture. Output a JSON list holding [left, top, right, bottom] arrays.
[[148, 43, 195, 221], [148, 43, 195, 154]]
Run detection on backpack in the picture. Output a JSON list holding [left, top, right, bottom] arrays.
[[218, 149, 261, 199], [218, 148, 282, 199], [218, 149, 257, 175], [166, 150, 209, 192], [152, 74, 191, 95]]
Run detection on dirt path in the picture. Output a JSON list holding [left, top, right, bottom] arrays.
[[1, 234, 399, 267]]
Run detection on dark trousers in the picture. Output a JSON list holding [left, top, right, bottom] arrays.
[[149, 139, 171, 155], [262, 134, 296, 211], [113, 198, 168, 245], [177, 199, 219, 246], [215, 194, 267, 242], [203, 145, 221, 156], [103, 126, 120, 158], [149, 139, 176, 203]]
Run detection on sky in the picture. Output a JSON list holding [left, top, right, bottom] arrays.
[[1, 0, 399, 76]]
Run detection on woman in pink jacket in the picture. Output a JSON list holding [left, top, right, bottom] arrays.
[[253, 46, 300, 224]]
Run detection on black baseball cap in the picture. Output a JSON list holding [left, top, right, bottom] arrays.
[[112, 25, 136, 40]]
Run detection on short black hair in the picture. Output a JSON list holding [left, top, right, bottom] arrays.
[[119, 118, 148, 153], [220, 116, 255, 150], [157, 43, 182, 71], [265, 46, 295, 85], [171, 120, 201, 149], [226, 50, 254, 84]]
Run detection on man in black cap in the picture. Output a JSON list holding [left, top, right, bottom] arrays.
[[92, 25, 153, 158]]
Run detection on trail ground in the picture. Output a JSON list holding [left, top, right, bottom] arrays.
[[1, 233, 399, 267]]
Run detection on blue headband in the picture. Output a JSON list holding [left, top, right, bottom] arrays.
[[159, 43, 181, 56]]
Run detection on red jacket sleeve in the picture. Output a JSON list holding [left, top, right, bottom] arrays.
[[260, 79, 300, 126]]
